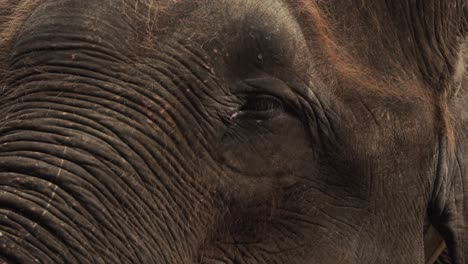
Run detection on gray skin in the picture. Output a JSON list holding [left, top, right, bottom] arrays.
[[0, 0, 466, 263]]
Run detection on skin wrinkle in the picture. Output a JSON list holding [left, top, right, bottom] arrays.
[[0, 173, 99, 249], [3, 88, 210, 260], [0, 138, 161, 260], [0, 189, 88, 261], [0, 192, 82, 262], [10, 39, 128, 68], [51, 71, 219, 204], [68, 122, 188, 255], [0, 100, 201, 220], [1, 72, 199, 175], [168, 41, 235, 116], [15, 146, 64, 250], [0, 167, 119, 252], [1, 229, 51, 262], [1, 235, 39, 262], [36, 88, 183, 167], [136, 57, 211, 143], [133, 53, 229, 169], [0, 153, 119, 231], [0, 0, 466, 263], [6, 85, 177, 137]]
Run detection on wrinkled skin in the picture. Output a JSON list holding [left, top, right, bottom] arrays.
[[0, 0, 466, 263]]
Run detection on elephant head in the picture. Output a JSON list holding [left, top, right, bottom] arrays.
[[0, 0, 466, 263]]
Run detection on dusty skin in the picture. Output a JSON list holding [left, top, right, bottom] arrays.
[[0, 0, 466, 263]]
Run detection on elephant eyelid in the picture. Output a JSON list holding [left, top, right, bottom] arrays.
[[233, 92, 303, 121], [230, 77, 305, 120], [240, 94, 284, 113]]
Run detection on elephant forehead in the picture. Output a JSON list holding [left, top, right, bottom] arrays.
[[9, 0, 307, 57], [11, 0, 138, 57], [6, 0, 314, 108]]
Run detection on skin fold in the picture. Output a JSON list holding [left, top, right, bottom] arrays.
[[0, 0, 466, 263]]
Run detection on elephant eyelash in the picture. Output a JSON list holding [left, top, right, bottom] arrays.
[[230, 93, 293, 121], [240, 94, 284, 113]]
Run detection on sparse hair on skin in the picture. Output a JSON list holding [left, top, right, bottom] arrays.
[[0, 0, 466, 147], [0, 0, 45, 69], [293, 0, 467, 93], [0, 0, 172, 71], [0, 0, 466, 263], [292, 0, 466, 148], [0, 0, 465, 93]]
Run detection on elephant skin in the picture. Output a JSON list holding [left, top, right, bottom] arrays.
[[0, 0, 466, 263]]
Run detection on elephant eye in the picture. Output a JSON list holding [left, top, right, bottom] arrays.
[[239, 94, 284, 118], [242, 94, 283, 112]]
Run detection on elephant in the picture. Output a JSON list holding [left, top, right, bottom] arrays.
[[0, 0, 466, 263]]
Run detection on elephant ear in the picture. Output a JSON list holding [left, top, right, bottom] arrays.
[[390, 0, 468, 263], [437, 41, 468, 264], [429, 15, 467, 264]]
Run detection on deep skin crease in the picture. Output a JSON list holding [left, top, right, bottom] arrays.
[[0, 0, 466, 263]]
